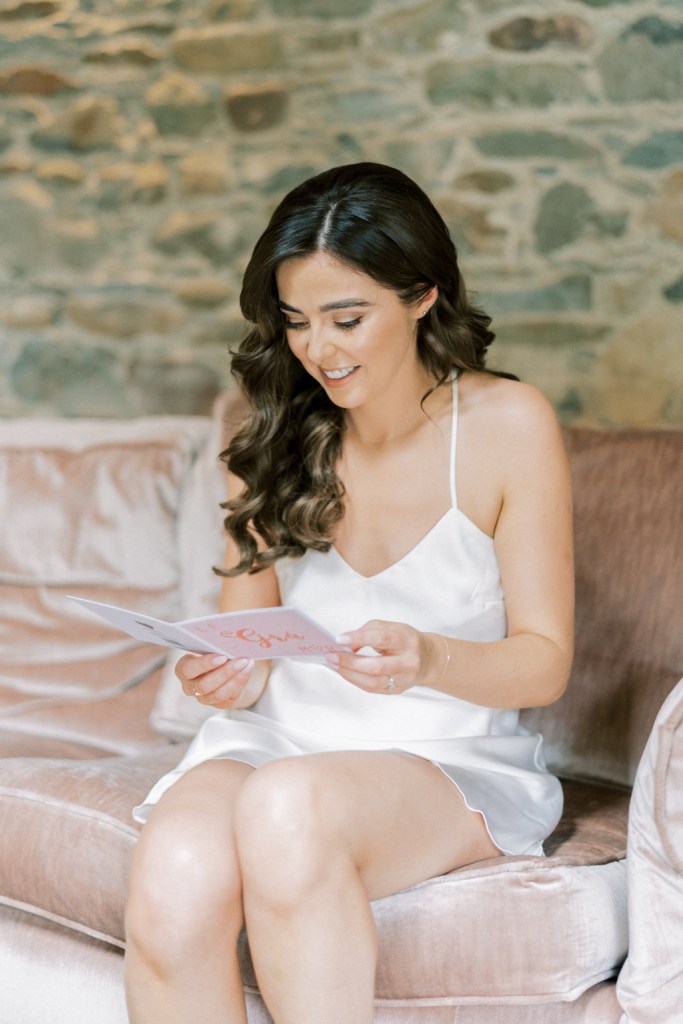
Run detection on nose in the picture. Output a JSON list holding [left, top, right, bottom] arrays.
[[304, 323, 336, 365]]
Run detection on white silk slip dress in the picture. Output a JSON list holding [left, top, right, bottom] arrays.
[[134, 375, 563, 856]]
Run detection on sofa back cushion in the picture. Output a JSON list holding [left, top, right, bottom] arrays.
[[521, 428, 683, 789], [0, 415, 211, 756]]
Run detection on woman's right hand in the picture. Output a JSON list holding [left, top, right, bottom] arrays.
[[176, 653, 261, 710]]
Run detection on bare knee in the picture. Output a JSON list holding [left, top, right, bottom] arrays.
[[235, 759, 352, 910], [126, 809, 243, 973]]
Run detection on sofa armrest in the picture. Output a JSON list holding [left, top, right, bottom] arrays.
[[617, 676, 683, 1022]]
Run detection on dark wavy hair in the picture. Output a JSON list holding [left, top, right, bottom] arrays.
[[219, 162, 507, 576]]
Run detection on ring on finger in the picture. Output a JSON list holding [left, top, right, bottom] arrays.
[[386, 676, 397, 692]]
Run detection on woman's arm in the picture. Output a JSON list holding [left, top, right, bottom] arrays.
[[176, 471, 281, 710], [330, 385, 574, 710]]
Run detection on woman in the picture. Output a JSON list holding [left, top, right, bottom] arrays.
[[125, 162, 573, 1024]]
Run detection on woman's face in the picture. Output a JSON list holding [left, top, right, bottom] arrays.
[[276, 251, 434, 410]]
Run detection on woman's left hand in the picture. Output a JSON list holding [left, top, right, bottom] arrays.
[[326, 620, 444, 695]]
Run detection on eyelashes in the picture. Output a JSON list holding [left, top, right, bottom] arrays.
[[284, 318, 361, 332]]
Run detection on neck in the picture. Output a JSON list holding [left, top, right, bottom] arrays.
[[344, 370, 450, 448]]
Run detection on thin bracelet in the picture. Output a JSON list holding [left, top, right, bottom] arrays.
[[436, 635, 451, 684]]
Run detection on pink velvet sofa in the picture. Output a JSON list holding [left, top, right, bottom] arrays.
[[0, 392, 681, 1024]]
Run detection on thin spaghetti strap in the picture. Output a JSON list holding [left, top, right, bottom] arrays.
[[449, 370, 459, 509]]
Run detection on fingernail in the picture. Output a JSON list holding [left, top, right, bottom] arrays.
[[335, 634, 351, 645], [232, 658, 253, 671], [326, 654, 340, 668], [211, 655, 228, 666]]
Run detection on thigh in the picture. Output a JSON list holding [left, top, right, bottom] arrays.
[[279, 750, 502, 902]]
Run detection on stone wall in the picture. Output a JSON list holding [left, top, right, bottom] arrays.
[[0, 0, 681, 424]]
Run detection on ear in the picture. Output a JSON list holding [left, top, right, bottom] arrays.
[[417, 285, 439, 319]]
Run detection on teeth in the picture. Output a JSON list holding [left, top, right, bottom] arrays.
[[324, 367, 357, 380]]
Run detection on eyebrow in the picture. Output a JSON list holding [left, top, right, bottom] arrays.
[[279, 299, 374, 314]]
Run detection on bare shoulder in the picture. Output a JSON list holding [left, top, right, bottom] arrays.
[[459, 372, 564, 455]]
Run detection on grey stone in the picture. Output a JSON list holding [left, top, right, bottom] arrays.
[[489, 16, 591, 52], [628, 16, 683, 46], [495, 321, 610, 347], [383, 138, 455, 183], [475, 130, 599, 160], [97, 162, 168, 207], [66, 287, 183, 338], [225, 85, 289, 132], [374, 1, 468, 54], [271, 0, 371, 16], [428, 61, 587, 107], [145, 72, 215, 137], [263, 165, 318, 195], [130, 360, 222, 415], [53, 218, 105, 268], [482, 275, 592, 316], [623, 131, 683, 169], [598, 18, 683, 101], [664, 275, 683, 303], [83, 40, 164, 66], [153, 210, 245, 263], [172, 27, 282, 73], [535, 183, 594, 253], [0, 66, 76, 95], [31, 96, 125, 151], [455, 169, 515, 193], [0, 1, 60, 18], [11, 339, 125, 416]]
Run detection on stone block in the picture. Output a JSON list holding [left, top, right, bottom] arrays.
[[35, 158, 84, 186], [428, 61, 587, 108], [535, 183, 594, 253], [598, 17, 683, 102], [4, 294, 59, 328], [664, 276, 683, 304], [0, 66, 76, 95], [475, 130, 599, 160], [455, 169, 514, 193], [97, 162, 168, 206], [175, 279, 234, 307], [489, 16, 591, 51], [11, 339, 125, 417], [0, 181, 53, 273], [53, 217, 104, 268], [152, 210, 244, 263], [382, 138, 455, 183], [172, 27, 282, 73], [482, 274, 592, 316], [0, 155, 32, 174], [130, 359, 222, 415], [592, 311, 683, 425], [66, 287, 183, 338], [0, 1, 60, 18], [648, 171, 683, 242], [145, 71, 215, 136], [494, 321, 610, 347], [374, 1, 467, 54], [225, 84, 288, 132], [84, 39, 164, 66], [271, 0, 371, 15], [31, 96, 126, 151], [208, 0, 255, 19], [179, 149, 229, 194], [623, 131, 683, 169]]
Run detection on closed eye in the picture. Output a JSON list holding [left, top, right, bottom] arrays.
[[336, 318, 361, 330], [284, 319, 307, 331]]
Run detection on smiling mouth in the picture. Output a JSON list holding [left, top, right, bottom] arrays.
[[322, 366, 359, 381]]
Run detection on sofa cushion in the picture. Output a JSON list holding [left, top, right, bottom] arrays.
[[617, 675, 683, 1022], [522, 428, 683, 789], [0, 751, 627, 1004], [0, 415, 210, 756]]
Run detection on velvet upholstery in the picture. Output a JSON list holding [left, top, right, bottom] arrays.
[[0, 397, 681, 1022], [617, 677, 683, 1022]]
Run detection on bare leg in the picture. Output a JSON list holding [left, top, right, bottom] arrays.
[[234, 751, 501, 1024], [124, 759, 253, 1024]]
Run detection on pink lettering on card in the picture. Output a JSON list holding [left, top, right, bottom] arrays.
[[218, 628, 306, 650]]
